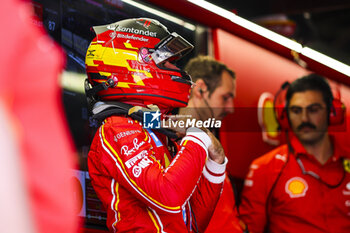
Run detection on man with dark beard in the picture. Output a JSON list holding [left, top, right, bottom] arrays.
[[240, 74, 350, 233]]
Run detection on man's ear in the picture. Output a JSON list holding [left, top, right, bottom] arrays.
[[193, 79, 207, 98]]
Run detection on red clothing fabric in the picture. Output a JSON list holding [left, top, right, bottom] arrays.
[[88, 115, 227, 232], [205, 176, 243, 233], [0, 1, 79, 233], [240, 133, 350, 233]]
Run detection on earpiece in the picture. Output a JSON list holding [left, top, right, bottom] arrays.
[[198, 87, 215, 119]]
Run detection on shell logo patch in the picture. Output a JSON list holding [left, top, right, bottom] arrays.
[[285, 177, 308, 198]]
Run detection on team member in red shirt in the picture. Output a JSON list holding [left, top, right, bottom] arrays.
[[85, 18, 228, 232], [240, 74, 350, 233], [179, 55, 244, 233]]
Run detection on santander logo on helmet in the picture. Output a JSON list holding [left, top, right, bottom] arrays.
[[106, 24, 158, 37], [85, 18, 193, 112]]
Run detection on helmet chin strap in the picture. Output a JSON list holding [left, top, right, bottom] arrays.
[[85, 77, 118, 99]]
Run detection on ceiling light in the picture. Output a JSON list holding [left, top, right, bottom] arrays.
[[187, 0, 350, 77], [187, 0, 302, 52], [301, 47, 350, 77], [122, 0, 196, 31]]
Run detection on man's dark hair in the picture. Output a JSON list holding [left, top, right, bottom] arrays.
[[286, 73, 333, 113], [185, 55, 235, 97]]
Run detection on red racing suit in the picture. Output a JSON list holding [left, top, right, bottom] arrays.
[[88, 115, 227, 232], [240, 133, 350, 233]]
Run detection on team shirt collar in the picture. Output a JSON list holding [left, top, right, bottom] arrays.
[[288, 131, 349, 162]]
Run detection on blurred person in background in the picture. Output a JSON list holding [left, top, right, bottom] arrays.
[[240, 74, 350, 233], [179, 55, 246, 233], [0, 0, 79, 233]]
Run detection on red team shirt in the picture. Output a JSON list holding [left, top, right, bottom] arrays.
[[88, 115, 227, 232], [240, 134, 350, 233], [205, 176, 244, 233]]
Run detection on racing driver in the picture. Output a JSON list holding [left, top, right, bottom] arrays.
[[85, 18, 228, 232]]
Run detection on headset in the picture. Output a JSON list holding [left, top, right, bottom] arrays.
[[274, 81, 346, 130]]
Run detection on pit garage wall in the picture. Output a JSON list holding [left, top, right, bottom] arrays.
[[213, 28, 350, 179]]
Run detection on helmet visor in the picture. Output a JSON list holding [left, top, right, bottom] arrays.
[[151, 32, 193, 65]]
